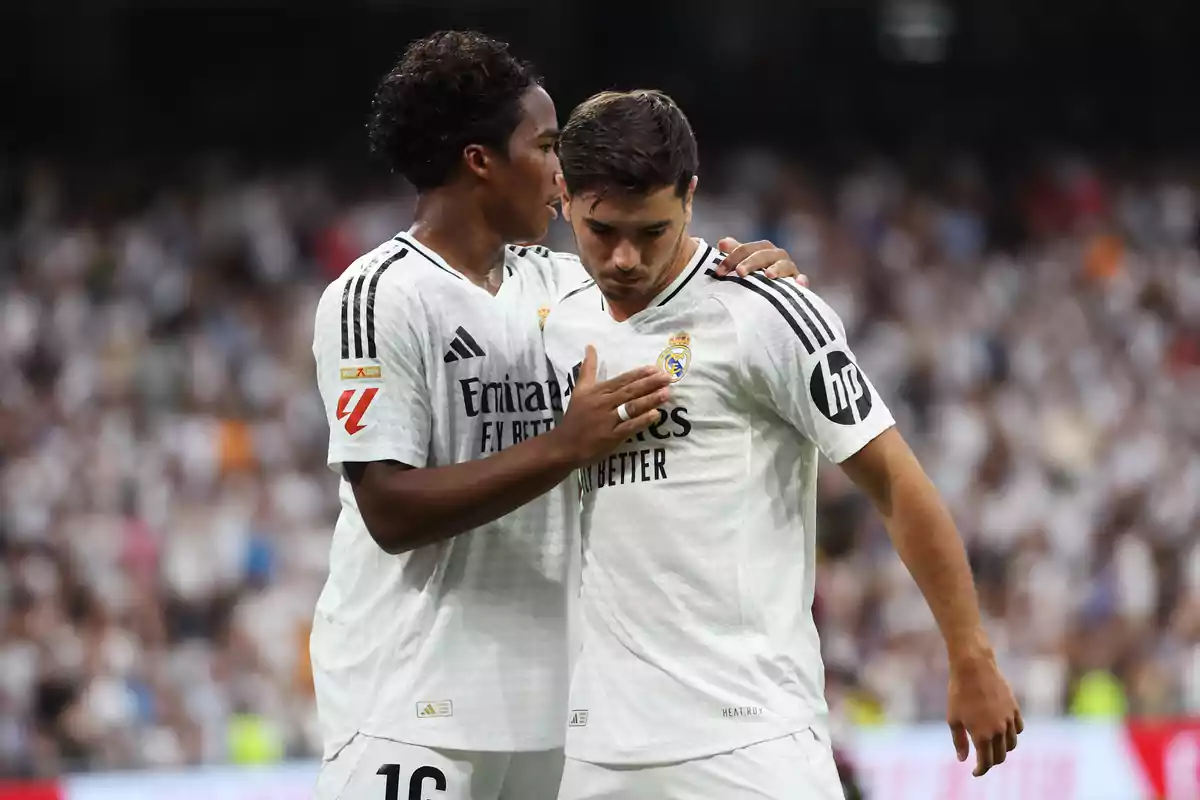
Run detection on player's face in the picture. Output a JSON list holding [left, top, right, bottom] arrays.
[[486, 86, 562, 245], [562, 182, 695, 306]]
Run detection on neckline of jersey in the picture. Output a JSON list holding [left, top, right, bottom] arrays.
[[394, 231, 510, 298]]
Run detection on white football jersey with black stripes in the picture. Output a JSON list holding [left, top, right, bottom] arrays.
[[542, 239, 895, 765], [310, 232, 589, 757]]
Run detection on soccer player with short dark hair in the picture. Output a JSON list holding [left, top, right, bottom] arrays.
[[545, 89, 1023, 799]]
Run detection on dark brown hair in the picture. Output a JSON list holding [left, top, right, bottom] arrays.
[[558, 90, 698, 199]]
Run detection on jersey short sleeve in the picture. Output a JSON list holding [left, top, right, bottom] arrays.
[[501, 244, 591, 305], [727, 278, 895, 464], [549, 250, 591, 297], [313, 262, 431, 473]]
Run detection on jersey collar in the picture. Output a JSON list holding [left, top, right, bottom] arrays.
[[644, 238, 714, 310], [393, 231, 471, 283]]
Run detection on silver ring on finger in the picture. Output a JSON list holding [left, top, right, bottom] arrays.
[[616, 402, 631, 422]]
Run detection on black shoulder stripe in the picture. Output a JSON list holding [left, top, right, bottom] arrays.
[[339, 276, 354, 359], [749, 274, 829, 348], [351, 270, 369, 359], [705, 269, 815, 353], [560, 280, 596, 303], [657, 245, 711, 307], [394, 234, 464, 280], [365, 248, 408, 358], [517, 247, 529, 257], [340, 246, 408, 360], [772, 278, 837, 342]]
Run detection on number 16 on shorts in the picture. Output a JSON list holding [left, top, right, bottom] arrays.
[[378, 763, 448, 799]]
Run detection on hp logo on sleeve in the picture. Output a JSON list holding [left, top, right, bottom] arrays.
[[809, 350, 873, 425]]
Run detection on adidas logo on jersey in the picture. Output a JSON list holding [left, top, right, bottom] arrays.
[[416, 700, 453, 719], [443, 326, 487, 363], [568, 710, 589, 727]]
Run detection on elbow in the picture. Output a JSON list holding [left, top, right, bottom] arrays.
[[362, 513, 452, 555], [369, 531, 412, 556], [349, 465, 436, 555], [363, 518, 422, 556], [349, 465, 460, 555]]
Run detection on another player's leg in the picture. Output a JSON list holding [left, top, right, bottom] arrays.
[[498, 748, 567, 799], [314, 734, 507, 800]]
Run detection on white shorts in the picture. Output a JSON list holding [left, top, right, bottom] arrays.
[[314, 734, 565, 800], [557, 728, 845, 800]]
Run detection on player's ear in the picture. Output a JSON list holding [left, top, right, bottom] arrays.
[[556, 174, 574, 223], [683, 175, 698, 226], [463, 144, 490, 180]]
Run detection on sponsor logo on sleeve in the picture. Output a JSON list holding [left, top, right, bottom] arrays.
[[340, 365, 382, 380], [336, 388, 378, 435], [810, 349, 873, 425]]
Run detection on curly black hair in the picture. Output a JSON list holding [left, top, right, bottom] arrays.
[[367, 31, 542, 191]]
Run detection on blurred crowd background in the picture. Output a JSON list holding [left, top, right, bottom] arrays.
[[2, 0, 1199, 779]]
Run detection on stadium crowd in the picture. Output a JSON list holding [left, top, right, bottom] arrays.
[[0, 150, 1197, 775]]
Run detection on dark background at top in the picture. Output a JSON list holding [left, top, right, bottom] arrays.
[[2, 0, 1199, 168]]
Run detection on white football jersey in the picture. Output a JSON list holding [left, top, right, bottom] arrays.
[[310, 233, 590, 757], [542, 240, 896, 764]]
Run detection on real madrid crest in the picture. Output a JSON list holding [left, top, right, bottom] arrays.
[[537, 306, 551, 330], [657, 332, 692, 383]]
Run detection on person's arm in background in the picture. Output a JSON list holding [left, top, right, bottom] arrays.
[[734, 281, 1022, 778]]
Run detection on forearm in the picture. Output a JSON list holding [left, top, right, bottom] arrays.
[[877, 467, 989, 662], [841, 430, 989, 663], [350, 347, 670, 555], [353, 431, 578, 554]]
